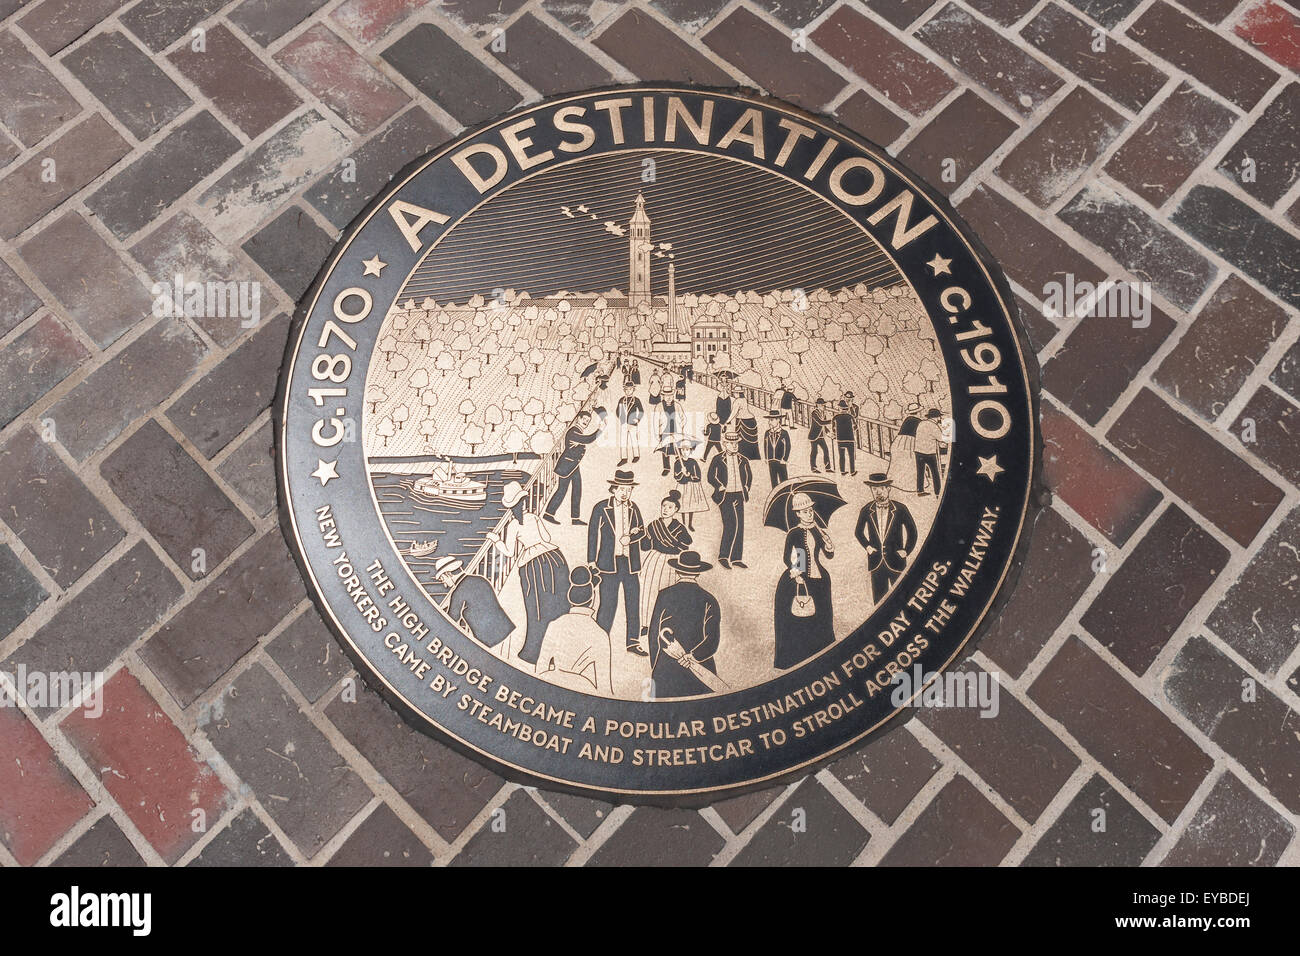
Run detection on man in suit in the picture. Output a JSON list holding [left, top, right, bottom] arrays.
[[854, 473, 918, 603], [707, 435, 752, 569], [616, 382, 644, 466], [763, 409, 791, 486], [544, 408, 605, 525], [834, 399, 858, 476], [435, 556, 514, 649], [808, 398, 833, 472], [587, 469, 646, 654], [647, 551, 724, 698], [648, 384, 681, 475]]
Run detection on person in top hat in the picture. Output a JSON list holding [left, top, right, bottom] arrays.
[[545, 407, 606, 525], [706, 434, 752, 569], [486, 480, 568, 665], [648, 379, 681, 475], [534, 565, 613, 694], [647, 550, 723, 699], [587, 469, 646, 654], [834, 399, 858, 476], [854, 473, 918, 603], [435, 555, 515, 649], [914, 408, 945, 495], [615, 382, 644, 466], [763, 409, 791, 486], [808, 398, 833, 472]]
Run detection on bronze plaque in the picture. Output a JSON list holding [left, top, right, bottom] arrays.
[[276, 86, 1040, 803]]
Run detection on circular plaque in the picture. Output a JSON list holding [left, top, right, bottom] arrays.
[[276, 86, 1041, 803]]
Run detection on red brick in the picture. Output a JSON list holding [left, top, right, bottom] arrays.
[[169, 24, 301, 138], [1022, 775, 1159, 865], [898, 90, 1017, 195], [880, 776, 1019, 865], [593, 9, 736, 87], [1031, 636, 1213, 822], [1041, 399, 1163, 546], [61, 670, 229, 863], [731, 778, 868, 865], [381, 23, 520, 127], [703, 7, 846, 110], [0, 313, 88, 429], [450, 790, 577, 866], [1235, 0, 1300, 72], [831, 89, 910, 149], [332, 0, 427, 45], [827, 728, 939, 823], [1163, 771, 1294, 866], [61, 30, 193, 140], [275, 24, 409, 134], [996, 88, 1124, 207], [1107, 388, 1285, 546], [1232, 385, 1300, 487], [812, 6, 954, 115], [0, 706, 92, 864]]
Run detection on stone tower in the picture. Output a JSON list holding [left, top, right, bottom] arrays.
[[628, 192, 651, 306]]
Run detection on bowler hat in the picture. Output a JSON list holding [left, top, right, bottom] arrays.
[[864, 472, 892, 486], [668, 550, 712, 574], [609, 469, 638, 486]]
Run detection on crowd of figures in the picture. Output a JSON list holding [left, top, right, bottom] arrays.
[[429, 355, 948, 700]]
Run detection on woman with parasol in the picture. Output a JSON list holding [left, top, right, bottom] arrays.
[[764, 478, 845, 669], [664, 435, 710, 530]]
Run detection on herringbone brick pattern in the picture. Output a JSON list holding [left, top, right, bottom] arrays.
[[1, 0, 1298, 866]]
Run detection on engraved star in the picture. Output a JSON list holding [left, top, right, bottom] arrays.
[[976, 455, 1004, 482], [312, 458, 340, 485], [927, 253, 952, 276], [362, 255, 387, 277]]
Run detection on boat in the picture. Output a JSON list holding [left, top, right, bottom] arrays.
[[412, 464, 488, 508], [404, 540, 438, 557]]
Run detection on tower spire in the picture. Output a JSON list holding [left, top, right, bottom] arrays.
[[628, 192, 651, 305]]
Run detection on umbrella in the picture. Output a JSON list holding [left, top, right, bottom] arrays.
[[763, 476, 848, 532], [655, 433, 701, 452], [579, 362, 598, 378]]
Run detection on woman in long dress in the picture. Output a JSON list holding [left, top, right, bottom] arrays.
[[672, 442, 710, 531], [487, 480, 570, 665], [773, 493, 835, 669], [638, 490, 693, 639]]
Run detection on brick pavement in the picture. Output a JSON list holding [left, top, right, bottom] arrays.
[[0, 0, 1298, 867]]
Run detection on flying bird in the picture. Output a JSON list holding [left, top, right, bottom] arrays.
[[576, 204, 589, 213], [560, 205, 574, 218], [604, 221, 626, 237]]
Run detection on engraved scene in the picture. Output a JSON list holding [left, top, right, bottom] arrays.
[[363, 151, 953, 701]]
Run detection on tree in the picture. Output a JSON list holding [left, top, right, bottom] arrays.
[[552, 373, 571, 401], [410, 368, 430, 393], [868, 371, 889, 404], [388, 353, 409, 379], [460, 358, 482, 390], [529, 430, 554, 459], [421, 389, 438, 415], [391, 313, 409, 335], [375, 416, 395, 447], [903, 371, 928, 404], [366, 386, 388, 412], [392, 404, 410, 436], [463, 423, 485, 455], [920, 357, 942, 397], [412, 321, 430, 346], [379, 335, 397, 359], [825, 321, 844, 352], [741, 339, 762, 371], [484, 404, 503, 433], [771, 358, 791, 386], [502, 424, 527, 464], [789, 334, 810, 365], [428, 338, 445, 362], [458, 399, 476, 424], [503, 395, 523, 417], [480, 334, 500, 364], [523, 397, 544, 426], [451, 333, 472, 360], [862, 335, 885, 362], [419, 417, 437, 450], [506, 354, 526, 386]]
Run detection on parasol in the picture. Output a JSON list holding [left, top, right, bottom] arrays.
[[655, 433, 702, 452], [762, 476, 848, 532]]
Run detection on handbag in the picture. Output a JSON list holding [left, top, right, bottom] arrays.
[[791, 580, 815, 617]]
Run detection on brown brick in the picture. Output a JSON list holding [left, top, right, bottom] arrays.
[[121, 0, 227, 52], [167, 313, 288, 458], [0, 257, 41, 337], [918, 3, 1063, 114], [864, 0, 933, 27], [1041, 399, 1163, 546], [329, 803, 435, 866], [831, 89, 909, 149], [997, 88, 1124, 206], [1031, 635, 1212, 822], [87, 111, 241, 239], [1207, 505, 1300, 674], [1163, 770, 1294, 866], [0, 28, 80, 146], [140, 530, 306, 706], [980, 506, 1093, 677], [1022, 4, 1167, 113], [966, 0, 1039, 24], [217, 419, 276, 516], [1107, 388, 1284, 546], [1105, 83, 1237, 209], [100, 419, 254, 580], [241, 206, 335, 302], [266, 606, 353, 703], [1273, 335, 1300, 403], [811, 6, 953, 115], [1182, 0, 1242, 21], [61, 30, 193, 140], [1154, 275, 1288, 420], [920, 662, 1080, 821], [1127, 2, 1279, 111], [0, 313, 88, 428], [898, 90, 1017, 196], [1218, 83, 1300, 206], [48, 317, 210, 462], [703, 7, 846, 110], [275, 24, 409, 134], [325, 682, 502, 841], [229, 0, 329, 46], [169, 24, 301, 138], [710, 786, 782, 834], [130, 212, 272, 348], [0, 114, 131, 240], [880, 776, 1020, 865], [52, 816, 144, 868], [827, 728, 939, 824], [206, 663, 372, 854], [0, 426, 123, 587], [17, 0, 124, 54], [450, 790, 576, 867], [381, 23, 520, 127], [4, 542, 183, 705], [589, 807, 724, 866], [188, 809, 291, 866], [0, 706, 92, 865], [0, 542, 47, 639], [957, 184, 1107, 299], [488, 13, 613, 96], [535, 790, 614, 839], [731, 778, 868, 865], [1232, 385, 1300, 487], [1022, 775, 1159, 866], [1061, 0, 1141, 29], [1164, 635, 1300, 813], [593, 9, 735, 87], [1081, 504, 1229, 674]]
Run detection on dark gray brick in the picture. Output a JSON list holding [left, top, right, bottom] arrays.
[[0, 313, 88, 428], [61, 30, 192, 140], [241, 206, 335, 302], [217, 419, 276, 516], [267, 606, 352, 703], [731, 778, 868, 865], [451, 790, 575, 866], [1022, 775, 1159, 866], [51, 816, 145, 867], [188, 808, 292, 866], [382, 22, 521, 126], [0, 542, 46, 639]]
